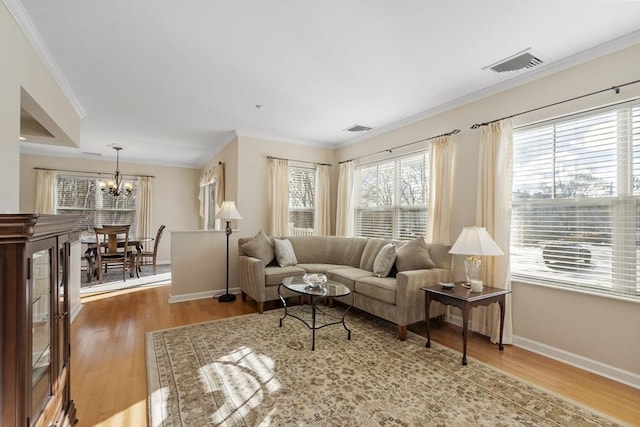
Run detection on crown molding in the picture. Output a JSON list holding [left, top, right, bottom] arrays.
[[3, 0, 86, 118], [338, 30, 640, 148]]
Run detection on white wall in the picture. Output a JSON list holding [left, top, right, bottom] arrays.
[[0, 3, 81, 212], [336, 44, 640, 384]]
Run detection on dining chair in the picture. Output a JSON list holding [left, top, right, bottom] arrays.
[[138, 224, 166, 275], [94, 225, 137, 283]]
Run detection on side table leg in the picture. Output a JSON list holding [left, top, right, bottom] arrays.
[[498, 297, 506, 351], [461, 304, 469, 365], [425, 294, 431, 348]]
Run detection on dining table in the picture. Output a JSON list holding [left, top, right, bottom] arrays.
[[81, 236, 153, 281]]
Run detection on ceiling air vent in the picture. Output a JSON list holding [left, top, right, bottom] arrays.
[[484, 48, 544, 74], [345, 124, 372, 132]]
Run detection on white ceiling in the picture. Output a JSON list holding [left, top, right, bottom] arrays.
[[11, 0, 640, 168]]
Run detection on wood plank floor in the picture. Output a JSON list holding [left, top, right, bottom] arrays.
[[70, 284, 639, 426]]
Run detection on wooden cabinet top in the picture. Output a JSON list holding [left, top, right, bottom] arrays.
[[0, 214, 77, 243]]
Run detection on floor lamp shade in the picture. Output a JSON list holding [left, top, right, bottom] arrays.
[[215, 201, 242, 302], [449, 226, 503, 291]]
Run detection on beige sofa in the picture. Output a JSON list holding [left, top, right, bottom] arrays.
[[238, 234, 452, 340]]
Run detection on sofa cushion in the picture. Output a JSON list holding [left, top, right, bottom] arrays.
[[287, 236, 367, 267], [240, 230, 274, 265], [373, 243, 397, 278], [355, 277, 397, 305], [359, 238, 398, 271], [264, 265, 306, 286], [395, 236, 435, 272], [274, 238, 298, 267], [296, 263, 351, 274], [326, 267, 374, 290]]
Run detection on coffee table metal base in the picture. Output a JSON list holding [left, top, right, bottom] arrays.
[[278, 283, 353, 350]]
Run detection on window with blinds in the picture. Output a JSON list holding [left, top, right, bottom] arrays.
[[56, 174, 137, 236], [511, 100, 639, 299], [288, 166, 315, 235], [355, 151, 428, 240]]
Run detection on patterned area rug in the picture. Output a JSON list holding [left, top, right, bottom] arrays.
[[146, 308, 624, 427]]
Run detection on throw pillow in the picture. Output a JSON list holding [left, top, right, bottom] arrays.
[[395, 236, 435, 272], [241, 230, 274, 265], [373, 243, 397, 278], [274, 238, 298, 267]]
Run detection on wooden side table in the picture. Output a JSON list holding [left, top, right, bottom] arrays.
[[421, 284, 511, 365]]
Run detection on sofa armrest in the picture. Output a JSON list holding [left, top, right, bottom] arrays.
[[395, 268, 453, 326], [238, 255, 267, 302]]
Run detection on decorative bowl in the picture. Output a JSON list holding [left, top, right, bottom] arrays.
[[303, 273, 327, 289]]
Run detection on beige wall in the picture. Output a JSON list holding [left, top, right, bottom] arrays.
[[336, 45, 640, 380], [20, 153, 201, 264], [0, 4, 81, 212]]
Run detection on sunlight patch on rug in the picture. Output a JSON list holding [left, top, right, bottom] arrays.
[[146, 309, 625, 427]]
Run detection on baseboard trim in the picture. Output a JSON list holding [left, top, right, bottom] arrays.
[[168, 287, 240, 304], [446, 313, 638, 389], [70, 303, 83, 323], [513, 335, 640, 389]]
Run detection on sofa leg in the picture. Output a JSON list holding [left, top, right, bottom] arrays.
[[398, 325, 407, 341], [257, 302, 264, 314], [241, 291, 247, 302]]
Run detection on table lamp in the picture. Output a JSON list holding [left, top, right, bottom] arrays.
[[449, 226, 504, 292], [215, 201, 242, 302]]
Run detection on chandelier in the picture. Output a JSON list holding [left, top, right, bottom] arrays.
[[99, 146, 134, 196]]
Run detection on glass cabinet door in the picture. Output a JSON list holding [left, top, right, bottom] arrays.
[[31, 248, 52, 422]]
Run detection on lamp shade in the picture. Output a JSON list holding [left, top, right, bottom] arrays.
[[449, 226, 504, 256], [215, 201, 242, 220]]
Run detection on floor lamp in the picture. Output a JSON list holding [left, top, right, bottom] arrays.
[[215, 201, 242, 302]]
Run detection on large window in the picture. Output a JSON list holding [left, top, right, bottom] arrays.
[[56, 174, 137, 236], [355, 151, 429, 240], [288, 166, 315, 235], [511, 101, 639, 299]]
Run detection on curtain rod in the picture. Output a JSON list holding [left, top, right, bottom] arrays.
[[470, 79, 640, 129], [34, 167, 155, 178], [339, 128, 460, 164], [266, 156, 332, 167]]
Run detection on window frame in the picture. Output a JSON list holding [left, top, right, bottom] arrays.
[[354, 150, 429, 241], [510, 100, 639, 300]]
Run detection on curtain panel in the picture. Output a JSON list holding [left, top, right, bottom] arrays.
[[471, 119, 514, 344], [35, 169, 56, 214], [268, 158, 289, 236], [313, 164, 331, 235], [427, 136, 452, 244], [136, 176, 153, 238], [335, 161, 354, 237]]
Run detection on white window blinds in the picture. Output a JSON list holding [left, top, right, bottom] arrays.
[[355, 151, 429, 240], [288, 166, 315, 235], [511, 100, 640, 299]]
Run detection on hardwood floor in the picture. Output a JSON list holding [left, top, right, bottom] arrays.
[[71, 284, 639, 426]]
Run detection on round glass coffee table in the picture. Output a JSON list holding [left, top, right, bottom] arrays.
[[278, 276, 353, 350]]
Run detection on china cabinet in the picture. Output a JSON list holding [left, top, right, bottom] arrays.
[[0, 214, 78, 426]]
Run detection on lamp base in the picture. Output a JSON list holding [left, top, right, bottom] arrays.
[[218, 293, 236, 302]]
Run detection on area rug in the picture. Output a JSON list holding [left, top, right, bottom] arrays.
[[146, 308, 624, 427]]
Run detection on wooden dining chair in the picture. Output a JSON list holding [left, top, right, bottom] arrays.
[[138, 224, 166, 275], [94, 225, 137, 283]]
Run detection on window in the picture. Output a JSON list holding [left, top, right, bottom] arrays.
[[355, 151, 429, 240], [288, 166, 315, 236], [203, 182, 220, 230], [511, 100, 639, 299], [56, 174, 137, 236]]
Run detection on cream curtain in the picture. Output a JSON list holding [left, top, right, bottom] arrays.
[[335, 161, 354, 236], [268, 158, 289, 236], [313, 164, 331, 235], [35, 169, 56, 214], [136, 176, 152, 238], [470, 119, 514, 344], [427, 136, 452, 244]]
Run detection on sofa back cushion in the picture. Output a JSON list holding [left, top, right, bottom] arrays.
[[359, 238, 402, 271], [286, 236, 368, 267]]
